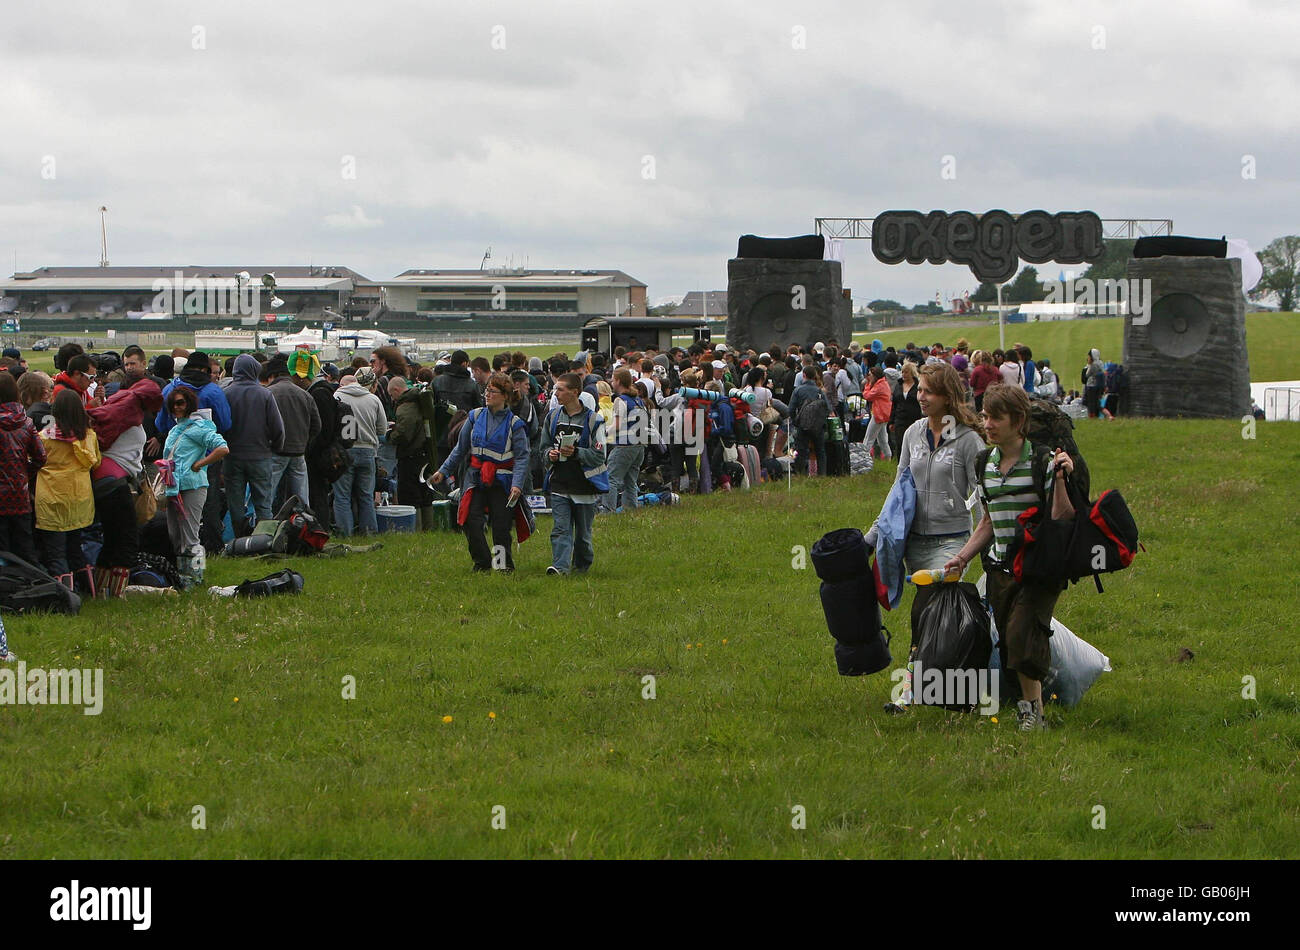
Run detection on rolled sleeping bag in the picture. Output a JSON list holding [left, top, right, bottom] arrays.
[[224, 534, 274, 557], [819, 575, 882, 646], [811, 527, 871, 583], [744, 414, 764, 437], [681, 386, 724, 403], [835, 637, 891, 677], [728, 389, 757, 404]]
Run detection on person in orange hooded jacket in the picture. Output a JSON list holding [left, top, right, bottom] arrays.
[[861, 365, 894, 467]]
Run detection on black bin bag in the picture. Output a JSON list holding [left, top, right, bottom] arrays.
[[911, 582, 991, 710]]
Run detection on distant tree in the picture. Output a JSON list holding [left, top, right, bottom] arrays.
[[868, 299, 904, 312], [1250, 236, 1300, 312], [910, 302, 943, 315], [1079, 239, 1135, 284], [971, 281, 998, 302], [1006, 265, 1044, 303]]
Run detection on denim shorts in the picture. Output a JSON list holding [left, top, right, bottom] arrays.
[[903, 532, 970, 578]]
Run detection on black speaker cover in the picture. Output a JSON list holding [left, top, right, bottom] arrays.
[[737, 234, 826, 260], [1133, 236, 1226, 259]]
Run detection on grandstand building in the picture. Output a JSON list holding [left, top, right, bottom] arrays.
[[0, 264, 648, 335], [380, 269, 646, 329], [0, 265, 376, 331]]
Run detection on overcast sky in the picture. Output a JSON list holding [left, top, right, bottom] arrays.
[[4, 0, 1297, 306]]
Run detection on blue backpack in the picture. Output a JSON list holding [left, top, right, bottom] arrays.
[[708, 399, 735, 437]]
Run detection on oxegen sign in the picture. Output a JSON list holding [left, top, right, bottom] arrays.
[[871, 210, 1106, 284]]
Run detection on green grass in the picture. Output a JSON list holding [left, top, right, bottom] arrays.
[[1, 415, 1297, 858], [852, 311, 1298, 383]]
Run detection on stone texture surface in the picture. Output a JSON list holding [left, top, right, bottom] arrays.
[[1123, 256, 1251, 419], [726, 258, 852, 353]]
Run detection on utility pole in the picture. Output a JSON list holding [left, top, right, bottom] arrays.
[[98, 206, 109, 267]]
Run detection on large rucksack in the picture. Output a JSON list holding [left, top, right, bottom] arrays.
[[708, 399, 735, 438], [1025, 396, 1090, 500], [795, 393, 829, 434], [0, 552, 81, 615], [334, 393, 359, 449], [271, 496, 330, 555]]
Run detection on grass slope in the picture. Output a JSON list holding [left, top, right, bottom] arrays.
[[851, 311, 1298, 384], [1, 415, 1297, 858]]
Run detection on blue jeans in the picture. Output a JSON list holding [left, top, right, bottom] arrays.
[[223, 456, 275, 535], [602, 444, 644, 512], [550, 494, 595, 573], [270, 454, 310, 505], [333, 446, 377, 536]]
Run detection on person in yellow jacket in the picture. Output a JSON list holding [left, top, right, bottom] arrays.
[[35, 388, 101, 594]]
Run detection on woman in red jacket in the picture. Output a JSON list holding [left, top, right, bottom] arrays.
[[968, 350, 1000, 413], [861, 365, 893, 468]]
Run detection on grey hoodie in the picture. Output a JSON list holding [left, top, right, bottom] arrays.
[[868, 418, 986, 542], [334, 382, 388, 450], [223, 354, 285, 460]]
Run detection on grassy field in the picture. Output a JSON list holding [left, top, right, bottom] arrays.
[[0, 412, 1297, 858], [851, 312, 1298, 384]]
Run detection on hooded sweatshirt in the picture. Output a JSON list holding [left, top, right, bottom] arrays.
[[878, 418, 985, 538], [222, 354, 285, 460], [88, 378, 163, 479], [334, 381, 388, 450], [155, 366, 232, 435], [0, 401, 45, 515]]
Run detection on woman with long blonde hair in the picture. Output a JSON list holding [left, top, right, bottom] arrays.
[[866, 361, 987, 714]]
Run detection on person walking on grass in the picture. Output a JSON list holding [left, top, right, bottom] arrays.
[[161, 386, 229, 590], [943, 383, 1075, 732], [431, 373, 532, 571], [542, 372, 607, 575], [35, 389, 100, 595], [867, 362, 986, 715]]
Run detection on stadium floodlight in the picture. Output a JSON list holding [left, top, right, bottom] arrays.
[[237, 271, 251, 281], [261, 273, 277, 290], [270, 296, 284, 308]]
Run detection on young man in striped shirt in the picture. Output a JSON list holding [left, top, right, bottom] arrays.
[[944, 384, 1076, 731]]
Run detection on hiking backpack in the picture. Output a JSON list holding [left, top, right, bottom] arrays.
[[0, 552, 81, 615], [795, 394, 829, 434], [708, 399, 736, 438], [1025, 395, 1090, 500]]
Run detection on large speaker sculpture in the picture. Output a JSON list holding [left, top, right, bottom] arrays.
[[1123, 255, 1251, 418], [727, 235, 852, 352]]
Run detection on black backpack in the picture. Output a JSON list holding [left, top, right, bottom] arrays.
[[1024, 396, 1090, 500], [234, 568, 305, 597], [0, 552, 81, 615], [795, 393, 829, 433]]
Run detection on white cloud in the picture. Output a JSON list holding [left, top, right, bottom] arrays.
[[324, 205, 383, 230]]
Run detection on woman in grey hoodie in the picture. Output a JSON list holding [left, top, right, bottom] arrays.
[[866, 362, 986, 713]]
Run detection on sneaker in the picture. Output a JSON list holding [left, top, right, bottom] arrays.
[[883, 701, 909, 716], [0, 652, 16, 663], [1016, 699, 1048, 732], [546, 566, 563, 576]]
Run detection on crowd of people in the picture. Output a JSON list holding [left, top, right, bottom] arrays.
[[0, 335, 1112, 587], [0, 334, 1122, 729]]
